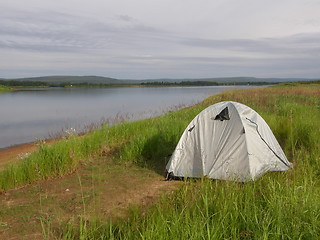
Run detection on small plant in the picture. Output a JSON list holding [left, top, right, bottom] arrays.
[[65, 128, 77, 136]]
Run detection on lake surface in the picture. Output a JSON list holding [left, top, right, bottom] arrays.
[[0, 86, 253, 149]]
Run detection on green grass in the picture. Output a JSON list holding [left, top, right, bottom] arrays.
[[0, 104, 199, 190], [1, 83, 320, 239], [60, 83, 319, 240], [68, 177, 320, 239], [0, 85, 12, 92]]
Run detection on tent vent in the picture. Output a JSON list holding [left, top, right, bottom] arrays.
[[188, 125, 195, 132], [214, 107, 230, 121]]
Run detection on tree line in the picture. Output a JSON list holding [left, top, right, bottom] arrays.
[[140, 81, 272, 86], [0, 80, 122, 88], [0, 80, 50, 87], [0, 79, 280, 88]]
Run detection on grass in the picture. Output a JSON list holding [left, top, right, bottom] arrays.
[[0, 106, 196, 190], [63, 83, 320, 239], [1, 82, 320, 239], [0, 85, 12, 92]]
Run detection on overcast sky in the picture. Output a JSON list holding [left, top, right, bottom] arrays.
[[1, 0, 320, 79]]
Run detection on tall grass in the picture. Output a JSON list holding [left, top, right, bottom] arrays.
[[69, 178, 320, 239], [55, 83, 320, 239], [0, 105, 200, 190], [1, 83, 319, 239]]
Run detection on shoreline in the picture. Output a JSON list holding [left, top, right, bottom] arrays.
[[0, 85, 259, 167], [0, 138, 59, 169], [0, 142, 39, 168]]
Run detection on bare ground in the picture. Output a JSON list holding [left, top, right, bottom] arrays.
[[0, 143, 181, 239]]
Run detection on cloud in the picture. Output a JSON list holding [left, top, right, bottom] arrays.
[[0, 9, 164, 54], [181, 33, 320, 57], [1, 1, 320, 79]]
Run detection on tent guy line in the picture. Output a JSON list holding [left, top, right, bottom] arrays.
[[245, 117, 290, 167]]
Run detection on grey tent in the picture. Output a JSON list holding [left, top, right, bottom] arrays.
[[166, 101, 292, 182]]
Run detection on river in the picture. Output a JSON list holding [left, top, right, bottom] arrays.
[[0, 86, 253, 149]]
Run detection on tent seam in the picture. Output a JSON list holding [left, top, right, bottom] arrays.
[[230, 102, 252, 180]]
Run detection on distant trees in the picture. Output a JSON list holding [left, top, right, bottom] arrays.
[[0, 80, 128, 88], [0, 80, 49, 87], [140, 81, 219, 86], [140, 81, 271, 86], [0, 79, 280, 88]]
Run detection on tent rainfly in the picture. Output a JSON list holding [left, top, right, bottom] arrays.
[[166, 101, 292, 182]]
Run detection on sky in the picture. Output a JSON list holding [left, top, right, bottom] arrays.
[[1, 0, 320, 79]]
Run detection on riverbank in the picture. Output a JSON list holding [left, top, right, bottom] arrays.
[[0, 142, 39, 169], [0, 86, 12, 92], [0, 82, 319, 239], [0, 138, 60, 169]]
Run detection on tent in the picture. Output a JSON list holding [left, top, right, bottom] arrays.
[[166, 101, 292, 182]]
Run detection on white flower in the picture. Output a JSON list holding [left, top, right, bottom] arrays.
[[17, 152, 31, 160], [65, 128, 77, 136]]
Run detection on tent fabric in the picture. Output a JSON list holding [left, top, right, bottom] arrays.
[[166, 101, 292, 182]]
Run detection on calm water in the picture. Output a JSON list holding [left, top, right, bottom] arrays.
[[0, 86, 252, 149]]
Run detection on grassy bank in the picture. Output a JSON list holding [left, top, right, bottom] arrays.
[[0, 85, 12, 92], [0, 110, 190, 190], [1, 83, 319, 239]]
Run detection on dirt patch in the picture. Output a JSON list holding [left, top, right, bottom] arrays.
[[0, 149, 182, 239]]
